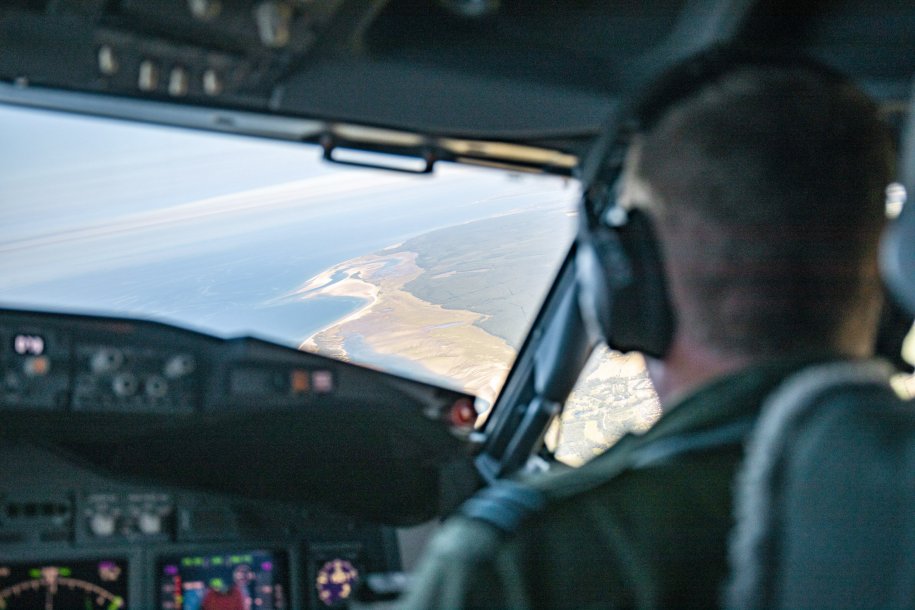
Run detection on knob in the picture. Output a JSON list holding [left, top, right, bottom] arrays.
[[145, 375, 168, 398], [91, 349, 124, 374], [254, 1, 292, 48], [4, 371, 22, 392], [202, 68, 223, 96], [97, 45, 118, 76], [89, 513, 117, 537], [112, 373, 138, 397], [138, 59, 159, 92], [137, 511, 163, 535], [188, 0, 221, 20], [168, 66, 189, 97], [164, 355, 196, 379]]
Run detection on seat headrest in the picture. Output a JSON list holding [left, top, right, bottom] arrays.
[[880, 80, 915, 315]]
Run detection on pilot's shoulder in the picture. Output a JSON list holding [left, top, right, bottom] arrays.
[[452, 458, 625, 541], [424, 514, 503, 562]]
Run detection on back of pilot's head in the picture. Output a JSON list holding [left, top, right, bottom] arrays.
[[624, 58, 895, 358]]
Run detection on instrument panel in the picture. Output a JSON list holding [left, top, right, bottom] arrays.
[[0, 313, 340, 416], [0, 443, 397, 610], [0, 308, 482, 608], [0, 308, 480, 523], [0, 308, 478, 420]]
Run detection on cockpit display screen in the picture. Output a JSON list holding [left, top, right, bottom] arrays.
[[0, 558, 127, 609], [159, 550, 287, 610]]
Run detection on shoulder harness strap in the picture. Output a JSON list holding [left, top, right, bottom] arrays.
[[457, 417, 753, 536], [459, 361, 895, 539], [458, 480, 548, 536]]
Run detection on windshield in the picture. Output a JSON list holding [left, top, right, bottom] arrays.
[[1, 104, 579, 404]]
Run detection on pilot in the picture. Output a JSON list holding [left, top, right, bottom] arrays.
[[403, 48, 894, 609]]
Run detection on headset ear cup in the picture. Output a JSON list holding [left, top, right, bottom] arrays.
[[575, 209, 674, 357], [610, 209, 674, 357], [575, 228, 619, 345]]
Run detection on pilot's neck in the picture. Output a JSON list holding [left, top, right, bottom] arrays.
[[645, 334, 755, 413]]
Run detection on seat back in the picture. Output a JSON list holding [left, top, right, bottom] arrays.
[[881, 81, 915, 314], [725, 360, 915, 609]]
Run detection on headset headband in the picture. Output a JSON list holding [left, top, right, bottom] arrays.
[[582, 45, 852, 218]]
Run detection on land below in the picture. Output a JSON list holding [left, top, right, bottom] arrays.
[[288, 208, 660, 460], [294, 248, 515, 405]]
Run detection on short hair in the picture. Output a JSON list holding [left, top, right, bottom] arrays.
[[630, 62, 894, 357]]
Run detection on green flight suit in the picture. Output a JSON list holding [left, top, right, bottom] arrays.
[[403, 361, 817, 610]]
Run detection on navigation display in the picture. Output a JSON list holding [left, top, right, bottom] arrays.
[[0, 558, 127, 609], [159, 550, 286, 610]]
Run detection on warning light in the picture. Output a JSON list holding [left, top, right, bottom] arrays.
[[312, 370, 333, 394], [449, 398, 477, 429], [98, 561, 121, 582], [13, 334, 45, 356], [291, 370, 310, 393], [23, 356, 51, 377]]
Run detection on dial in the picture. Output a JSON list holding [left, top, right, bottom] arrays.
[[315, 559, 359, 607], [0, 560, 127, 610]]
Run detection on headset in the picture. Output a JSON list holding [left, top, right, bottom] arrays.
[[575, 46, 859, 359]]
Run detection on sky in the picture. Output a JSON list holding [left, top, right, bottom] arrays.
[[0, 103, 579, 349]]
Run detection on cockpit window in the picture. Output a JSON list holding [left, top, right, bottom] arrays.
[[0, 104, 579, 404], [548, 346, 661, 466]]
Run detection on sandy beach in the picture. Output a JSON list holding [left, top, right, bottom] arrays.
[[290, 250, 515, 405]]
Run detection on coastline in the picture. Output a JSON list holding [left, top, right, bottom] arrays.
[[289, 249, 515, 405]]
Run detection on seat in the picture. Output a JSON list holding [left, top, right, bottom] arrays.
[[882, 80, 915, 316], [726, 360, 915, 608]]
